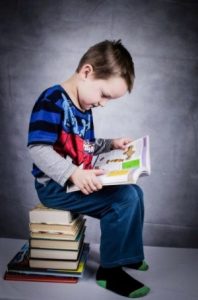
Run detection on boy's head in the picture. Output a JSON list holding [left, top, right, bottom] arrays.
[[74, 40, 135, 111], [76, 39, 135, 93]]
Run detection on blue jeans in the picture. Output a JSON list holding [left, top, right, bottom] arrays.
[[35, 179, 145, 268]]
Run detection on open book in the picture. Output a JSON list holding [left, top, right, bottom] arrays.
[[67, 135, 151, 192]]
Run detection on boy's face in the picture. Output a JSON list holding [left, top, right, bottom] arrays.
[[77, 65, 128, 111]]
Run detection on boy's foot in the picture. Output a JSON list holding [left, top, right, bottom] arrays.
[[96, 266, 150, 298], [124, 261, 149, 271]]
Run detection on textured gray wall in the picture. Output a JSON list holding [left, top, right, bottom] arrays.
[[0, 0, 198, 248]]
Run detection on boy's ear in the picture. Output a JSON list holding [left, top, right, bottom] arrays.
[[79, 64, 94, 79]]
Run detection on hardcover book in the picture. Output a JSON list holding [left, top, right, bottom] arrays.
[[4, 272, 78, 283], [94, 135, 151, 184], [29, 226, 85, 250], [29, 203, 77, 224], [30, 221, 84, 240], [6, 242, 89, 278], [67, 135, 151, 192], [29, 240, 85, 270], [29, 215, 84, 234], [30, 236, 84, 260]]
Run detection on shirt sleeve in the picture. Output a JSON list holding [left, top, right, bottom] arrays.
[[28, 144, 77, 187], [27, 98, 62, 146], [94, 138, 113, 155]]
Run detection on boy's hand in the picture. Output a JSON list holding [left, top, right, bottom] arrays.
[[111, 137, 132, 150], [69, 168, 104, 195]]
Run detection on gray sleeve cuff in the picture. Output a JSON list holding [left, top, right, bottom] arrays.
[[94, 138, 113, 155], [28, 144, 78, 187]]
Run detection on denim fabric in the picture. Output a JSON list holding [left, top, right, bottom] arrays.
[[35, 179, 145, 267]]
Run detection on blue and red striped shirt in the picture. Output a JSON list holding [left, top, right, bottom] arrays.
[[28, 85, 95, 178]]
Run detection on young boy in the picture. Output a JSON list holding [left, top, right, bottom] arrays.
[[27, 40, 150, 298]]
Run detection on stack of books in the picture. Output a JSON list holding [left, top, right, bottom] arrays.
[[4, 204, 89, 283]]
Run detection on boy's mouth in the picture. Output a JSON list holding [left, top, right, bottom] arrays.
[[83, 103, 99, 110], [87, 104, 97, 109], [92, 103, 99, 108]]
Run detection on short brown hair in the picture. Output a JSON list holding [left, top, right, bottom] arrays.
[[76, 40, 135, 92]]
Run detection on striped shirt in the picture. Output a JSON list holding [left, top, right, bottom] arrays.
[[28, 85, 95, 178]]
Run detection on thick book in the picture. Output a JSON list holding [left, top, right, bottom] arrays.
[[29, 203, 77, 225], [30, 222, 85, 241], [29, 226, 85, 250], [29, 240, 85, 270], [6, 242, 90, 278], [67, 135, 151, 192], [4, 272, 78, 283], [30, 235, 84, 260], [29, 215, 83, 234], [30, 218, 86, 241]]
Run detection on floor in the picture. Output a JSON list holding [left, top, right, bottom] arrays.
[[0, 238, 198, 300]]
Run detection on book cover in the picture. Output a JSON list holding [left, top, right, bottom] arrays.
[[7, 242, 90, 278], [29, 203, 78, 225], [4, 272, 78, 283]]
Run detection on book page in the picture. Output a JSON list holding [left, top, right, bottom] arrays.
[[93, 138, 143, 172]]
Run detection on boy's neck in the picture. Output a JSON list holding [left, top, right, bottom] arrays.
[[60, 74, 83, 111]]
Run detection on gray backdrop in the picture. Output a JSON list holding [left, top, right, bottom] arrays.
[[0, 0, 198, 248]]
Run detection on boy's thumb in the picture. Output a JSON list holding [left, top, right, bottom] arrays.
[[93, 169, 105, 176]]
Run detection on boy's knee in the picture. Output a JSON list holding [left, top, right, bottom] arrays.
[[132, 184, 144, 201], [115, 185, 141, 207]]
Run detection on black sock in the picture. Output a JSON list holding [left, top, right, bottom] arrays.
[[124, 261, 149, 271], [96, 266, 150, 298]]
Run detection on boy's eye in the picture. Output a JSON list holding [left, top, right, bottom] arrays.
[[101, 93, 110, 99]]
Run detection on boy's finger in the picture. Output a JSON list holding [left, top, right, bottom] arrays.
[[87, 180, 97, 192], [82, 185, 92, 195], [124, 138, 132, 144], [81, 187, 89, 195], [92, 178, 103, 190], [93, 169, 105, 176], [88, 177, 103, 191]]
